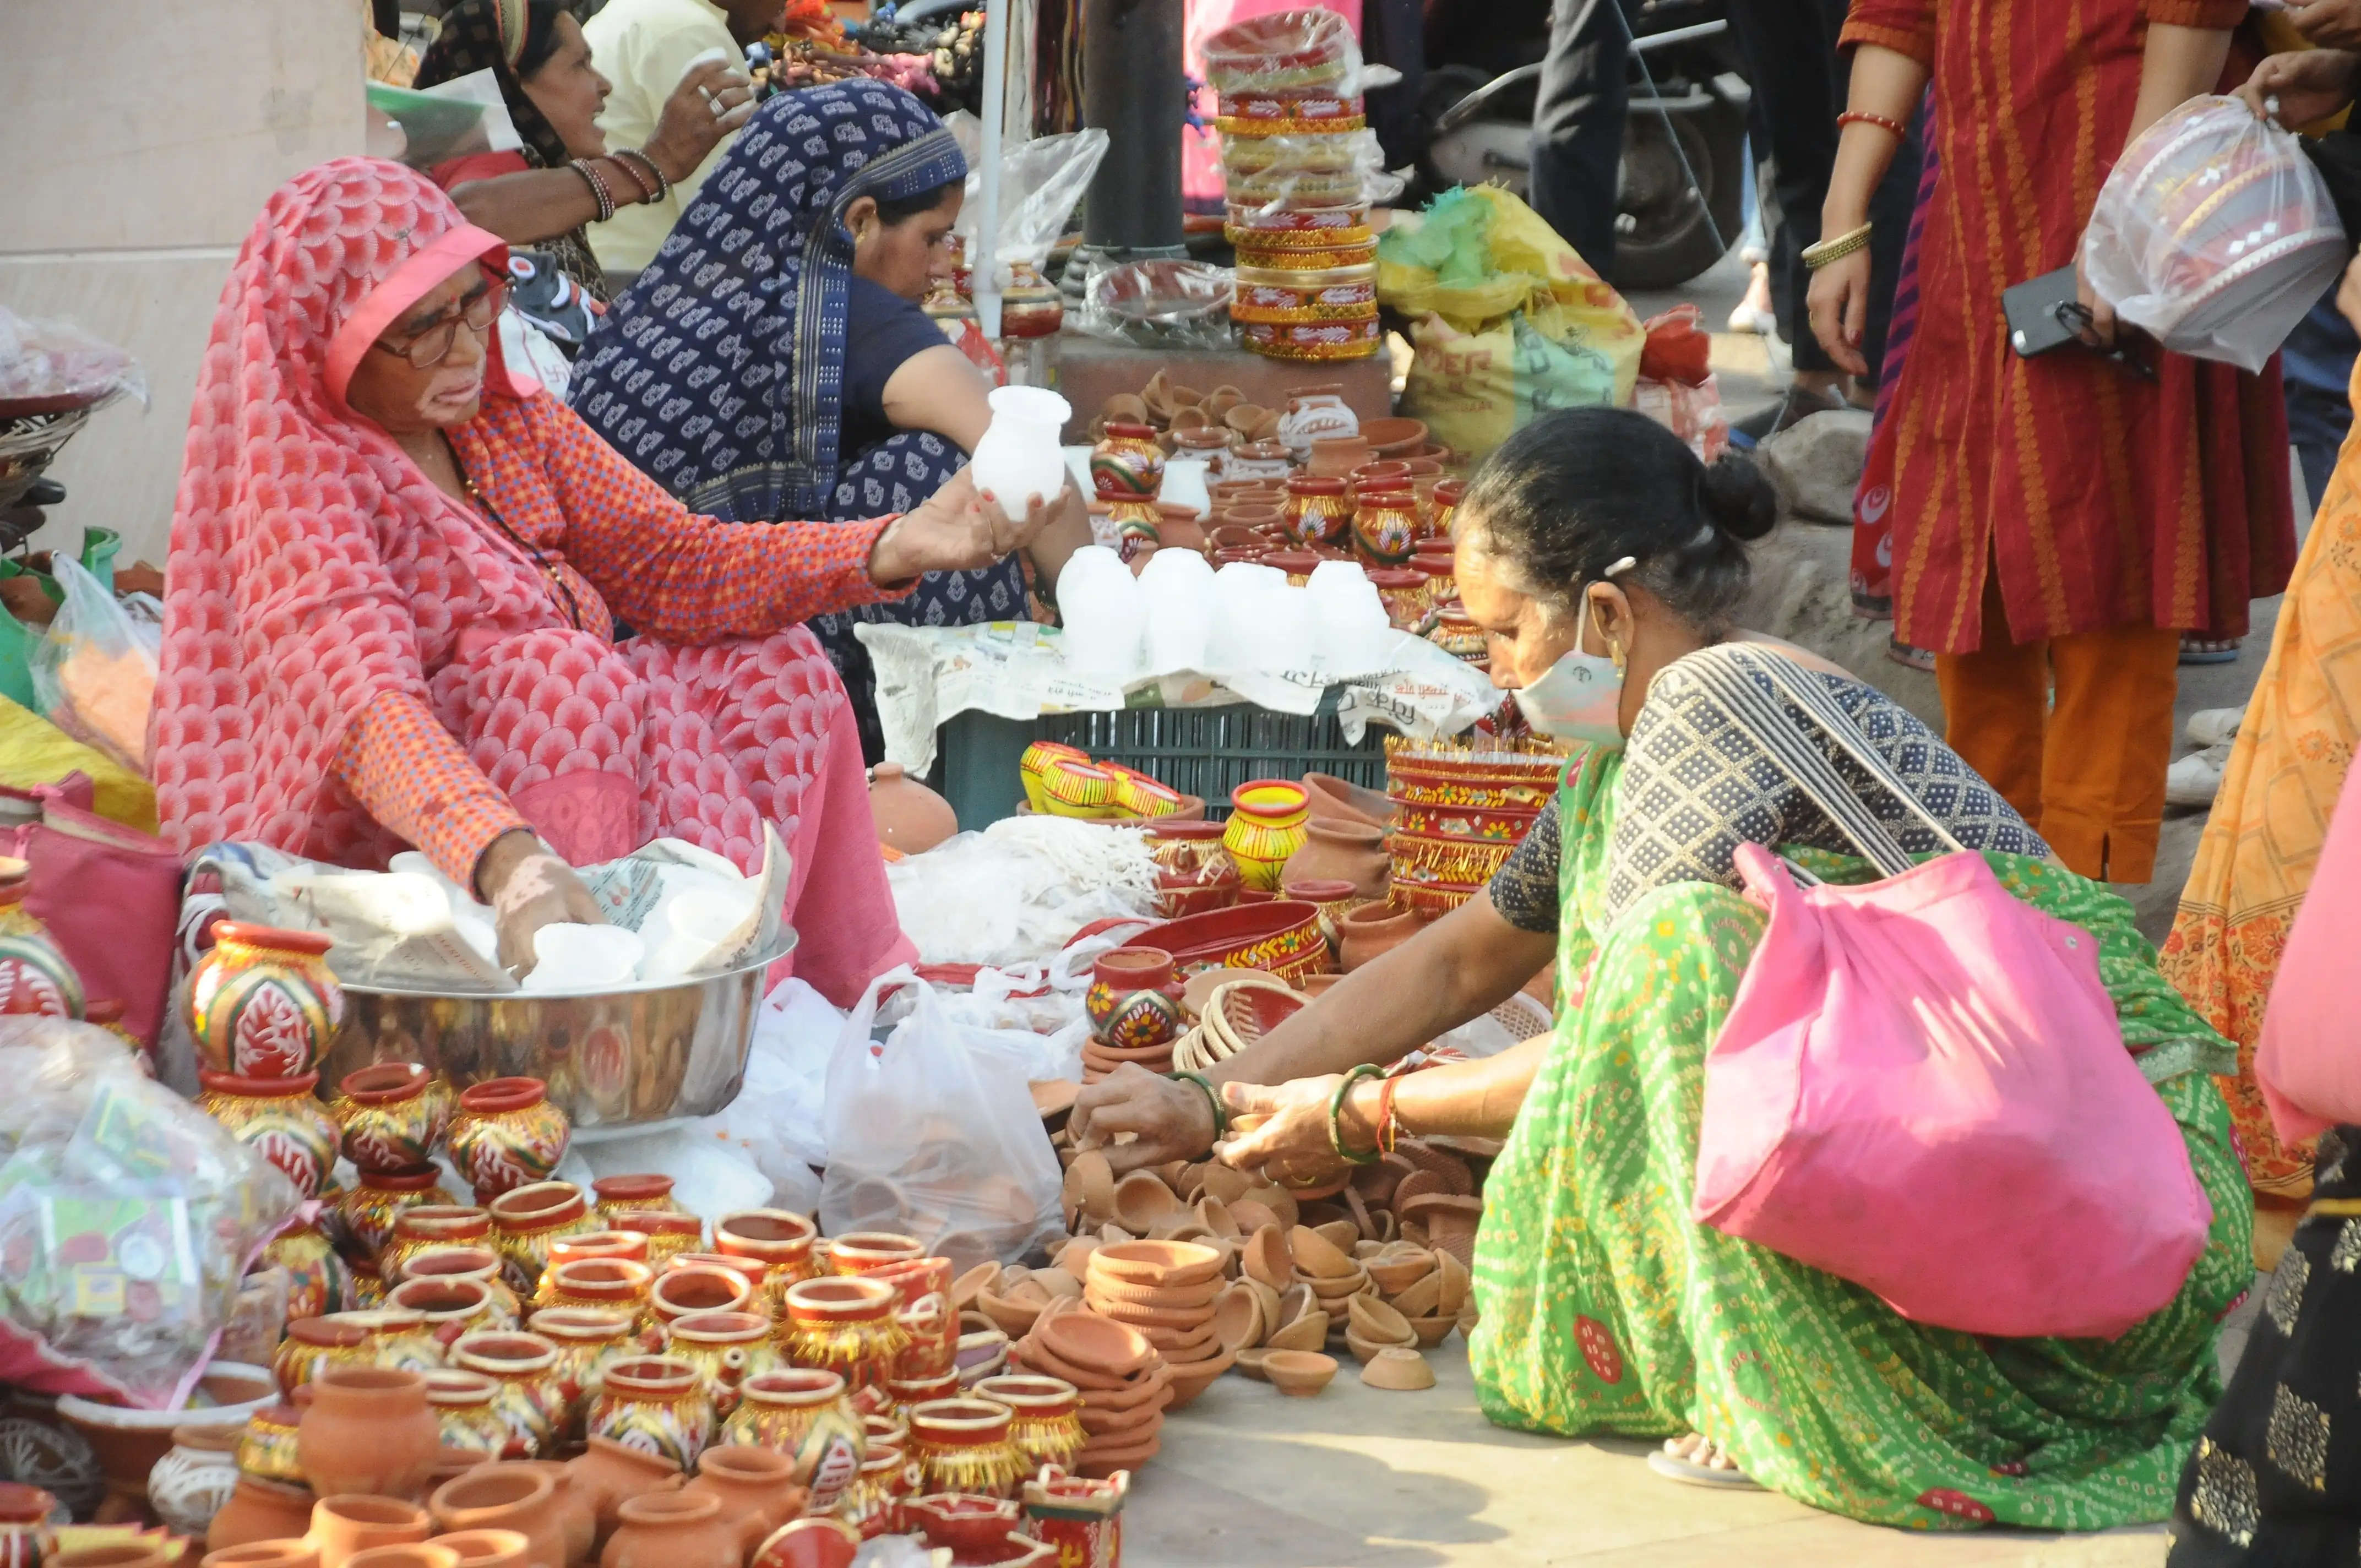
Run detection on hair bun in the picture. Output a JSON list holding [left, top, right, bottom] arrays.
[[1698, 453, 1778, 542]]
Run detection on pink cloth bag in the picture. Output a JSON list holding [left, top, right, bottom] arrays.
[[1680, 647, 2211, 1340], [2254, 758, 2361, 1144]]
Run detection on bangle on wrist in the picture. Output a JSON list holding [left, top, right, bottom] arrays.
[[1175, 1071, 1229, 1145], [1328, 1064, 1385, 1165], [614, 147, 672, 203], [1802, 221, 1873, 269], [569, 158, 617, 222], [1375, 1074, 1402, 1156]]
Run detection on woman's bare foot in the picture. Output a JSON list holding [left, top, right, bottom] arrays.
[[1666, 1433, 1743, 1472], [1646, 1431, 1764, 1488]]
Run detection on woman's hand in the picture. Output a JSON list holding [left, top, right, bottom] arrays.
[[1804, 248, 1873, 377], [479, 830, 607, 976], [2236, 48, 2361, 131], [1215, 1074, 1371, 1188], [867, 467, 1055, 583], [2289, 1, 2361, 52], [644, 59, 757, 183], [1069, 1064, 1220, 1173]]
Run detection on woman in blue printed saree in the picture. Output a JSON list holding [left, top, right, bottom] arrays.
[[1210, 408, 2253, 1530], [570, 79, 1091, 761]]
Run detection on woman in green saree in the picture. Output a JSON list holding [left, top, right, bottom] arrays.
[[1214, 409, 2254, 1531]]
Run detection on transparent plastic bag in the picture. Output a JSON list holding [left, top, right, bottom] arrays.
[[1203, 8, 1365, 97], [952, 126, 1111, 275], [819, 970, 1064, 1271], [2082, 94, 2347, 372], [31, 558, 158, 774], [1076, 260, 1234, 348], [0, 1017, 300, 1407], [365, 70, 523, 168], [0, 309, 146, 410]]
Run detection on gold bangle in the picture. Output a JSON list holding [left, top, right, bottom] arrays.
[[1801, 222, 1872, 269]]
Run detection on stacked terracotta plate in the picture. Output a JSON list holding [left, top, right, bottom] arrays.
[[1082, 1242, 1236, 1408], [1012, 1306, 1171, 1478]]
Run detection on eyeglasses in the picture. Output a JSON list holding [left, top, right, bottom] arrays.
[[371, 275, 508, 369]]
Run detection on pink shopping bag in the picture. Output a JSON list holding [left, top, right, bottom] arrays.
[[1693, 842, 2212, 1340]]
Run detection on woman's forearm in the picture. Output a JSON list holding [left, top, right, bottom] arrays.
[[1204, 895, 1556, 1091], [447, 161, 652, 248], [1338, 1033, 1551, 1143], [1823, 44, 1930, 231], [2128, 24, 2232, 145]]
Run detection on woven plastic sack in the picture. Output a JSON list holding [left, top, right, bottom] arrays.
[[2082, 94, 2347, 372]]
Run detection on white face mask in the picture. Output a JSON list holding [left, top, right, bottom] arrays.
[[1511, 560, 1633, 748]]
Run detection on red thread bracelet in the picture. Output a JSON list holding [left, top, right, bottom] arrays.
[[1375, 1075, 1401, 1156], [1837, 111, 1907, 138]]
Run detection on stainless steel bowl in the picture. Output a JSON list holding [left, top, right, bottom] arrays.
[[320, 930, 795, 1130]]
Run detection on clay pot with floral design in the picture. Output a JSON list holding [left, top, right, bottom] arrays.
[[276, 1316, 371, 1400], [295, 1365, 440, 1500], [526, 1308, 639, 1443], [1222, 781, 1312, 892], [646, 1264, 754, 1340], [1082, 949, 1184, 1055], [447, 1333, 568, 1460], [825, 1233, 926, 1276], [833, 1449, 917, 1542], [661, 1313, 781, 1419], [381, 1208, 493, 1284], [779, 1278, 909, 1397], [970, 1376, 1086, 1476], [317, 1308, 442, 1376], [487, 1185, 595, 1298], [1351, 489, 1419, 569], [588, 1177, 676, 1224], [716, 1371, 864, 1518], [863, 1256, 956, 1382], [597, 1493, 735, 1568], [447, 1081, 570, 1204], [264, 1224, 355, 1321], [146, 1425, 241, 1540], [582, 1358, 713, 1473], [388, 1277, 504, 1351], [329, 1065, 455, 1177], [1089, 424, 1165, 556], [394, 1248, 521, 1326], [235, 1403, 304, 1488], [199, 1071, 342, 1199], [1282, 477, 1350, 548], [188, 923, 340, 1078], [336, 1170, 458, 1267], [1429, 478, 1461, 541], [711, 1212, 818, 1307], [425, 1370, 513, 1462], [1145, 821, 1240, 919]]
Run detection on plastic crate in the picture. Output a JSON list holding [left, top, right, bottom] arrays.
[[931, 694, 1389, 829]]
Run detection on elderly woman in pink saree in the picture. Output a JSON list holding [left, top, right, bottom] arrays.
[[152, 159, 1040, 995]]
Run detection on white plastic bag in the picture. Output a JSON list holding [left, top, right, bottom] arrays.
[[820, 969, 1064, 1271], [2082, 94, 2347, 372], [32, 558, 158, 772]]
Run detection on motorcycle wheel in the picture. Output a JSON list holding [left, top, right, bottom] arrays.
[[1607, 96, 1745, 294]]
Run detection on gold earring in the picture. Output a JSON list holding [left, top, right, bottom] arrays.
[[1609, 639, 1628, 677]]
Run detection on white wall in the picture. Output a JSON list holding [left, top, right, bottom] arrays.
[[1, 0, 365, 565]]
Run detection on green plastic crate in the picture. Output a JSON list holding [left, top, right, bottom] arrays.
[[932, 694, 1389, 829]]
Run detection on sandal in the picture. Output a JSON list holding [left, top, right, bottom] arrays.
[[2179, 634, 2240, 666], [1646, 1436, 1764, 1490]]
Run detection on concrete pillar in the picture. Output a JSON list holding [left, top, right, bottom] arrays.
[[0, 0, 364, 565]]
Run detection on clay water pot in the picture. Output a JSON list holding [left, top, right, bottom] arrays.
[[682, 1447, 803, 1555], [202, 1544, 320, 1568], [581, 1359, 714, 1473], [448, 1083, 570, 1205], [428, 1466, 562, 1568], [446, 1333, 565, 1460], [509, 1464, 594, 1568], [1337, 902, 1423, 972], [1282, 820, 1390, 900], [305, 1496, 430, 1568], [597, 1494, 736, 1568], [544, 1232, 651, 1276], [711, 1211, 819, 1298], [536, 1260, 652, 1325], [208, 1479, 319, 1554], [559, 1441, 680, 1548], [662, 1312, 781, 1418], [428, 1534, 526, 1568], [383, 1210, 494, 1286], [276, 1317, 371, 1400], [297, 1368, 440, 1501], [331, 1064, 456, 1177], [645, 1266, 752, 1330], [867, 766, 958, 855], [589, 1177, 675, 1222]]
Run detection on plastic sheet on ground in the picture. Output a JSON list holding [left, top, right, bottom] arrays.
[[855, 619, 1500, 776]]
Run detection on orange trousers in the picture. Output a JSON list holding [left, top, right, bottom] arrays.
[[1933, 574, 2180, 883]]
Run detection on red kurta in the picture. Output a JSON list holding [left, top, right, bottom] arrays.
[[1840, 0, 2296, 654]]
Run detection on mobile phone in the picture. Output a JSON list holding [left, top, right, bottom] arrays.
[[2003, 266, 2086, 358]]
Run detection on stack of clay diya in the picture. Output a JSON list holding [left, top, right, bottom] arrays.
[[1381, 738, 1565, 919], [1010, 1309, 1171, 1479], [1079, 949, 1187, 1083]]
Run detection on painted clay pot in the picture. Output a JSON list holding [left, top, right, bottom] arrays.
[[1277, 877, 1360, 961], [205, 1478, 317, 1554], [1082, 949, 1183, 1052], [1088, 424, 1163, 536], [487, 1185, 595, 1298], [526, 1309, 640, 1442], [329, 1066, 455, 1177], [587, 1177, 676, 1223], [382, 1208, 493, 1284], [188, 924, 340, 1077], [715, 1372, 864, 1518], [447, 1334, 567, 1460], [606, 1211, 701, 1270], [834, 1449, 917, 1542], [779, 1278, 908, 1396], [1017, 743, 1090, 814], [446, 1081, 569, 1204], [1337, 902, 1423, 972], [998, 260, 1064, 340], [902, 1494, 1027, 1561], [0, 883, 80, 1020], [304, 1496, 431, 1568], [1429, 478, 1461, 540], [424, 1371, 512, 1462], [236, 1403, 304, 1487], [1366, 567, 1428, 631], [581, 1359, 714, 1472], [711, 1211, 819, 1303], [388, 1278, 504, 1351], [597, 1493, 735, 1568], [0, 1484, 53, 1568], [427, 1466, 563, 1568], [823, 1234, 927, 1276], [1145, 821, 1240, 919], [866, 766, 958, 856], [559, 1440, 681, 1547], [146, 1425, 241, 1539], [336, 1169, 458, 1267], [534, 1260, 652, 1327], [323, 1308, 443, 1375], [1222, 781, 1312, 892], [58, 1361, 273, 1523], [275, 1317, 371, 1400], [1351, 491, 1419, 569], [1281, 477, 1350, 548], [542, 1230, 650, 1277], [970, 1376, 1086, 1476], [199, 1071, 342, 1200], [395, 1249, 521, 1326], [646, 1265, 753, 1335], [296, 1366, 440, 1500], [661, 1313, 781, 1418], [1282, 819, 1390, 901], [861, 1256, 956, 1382], [681, 1446, 802, 1556], [905, 1400, 1027, 1500]]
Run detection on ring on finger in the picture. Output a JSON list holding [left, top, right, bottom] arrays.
[[709, 95, 729, 118]]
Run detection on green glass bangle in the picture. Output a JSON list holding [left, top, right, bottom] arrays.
[[1175, 1071, 1230, 1143], [1328, 1064, 1385, 1164]]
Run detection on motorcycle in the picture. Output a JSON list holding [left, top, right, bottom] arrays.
[[1413, 0, 1750, 292]]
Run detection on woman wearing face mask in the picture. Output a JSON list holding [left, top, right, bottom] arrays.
[[1069, 407, 2248, 1527]]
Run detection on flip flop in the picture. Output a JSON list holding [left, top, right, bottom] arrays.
[[1646, 1447, 1766, 1490], [2179, 635, 2240, 666]]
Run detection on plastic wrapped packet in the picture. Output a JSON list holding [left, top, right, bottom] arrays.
[[2082, 94, 2347, 373], [0, 1018, 300, 1408], [31, 558, 158, 774], [953, 126, 1111, 282], [1202, 9, 1364, 97], [819, 970, 1065, 1271], [1076, 259, 1234, 349], [0, 309, 146, 411]]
